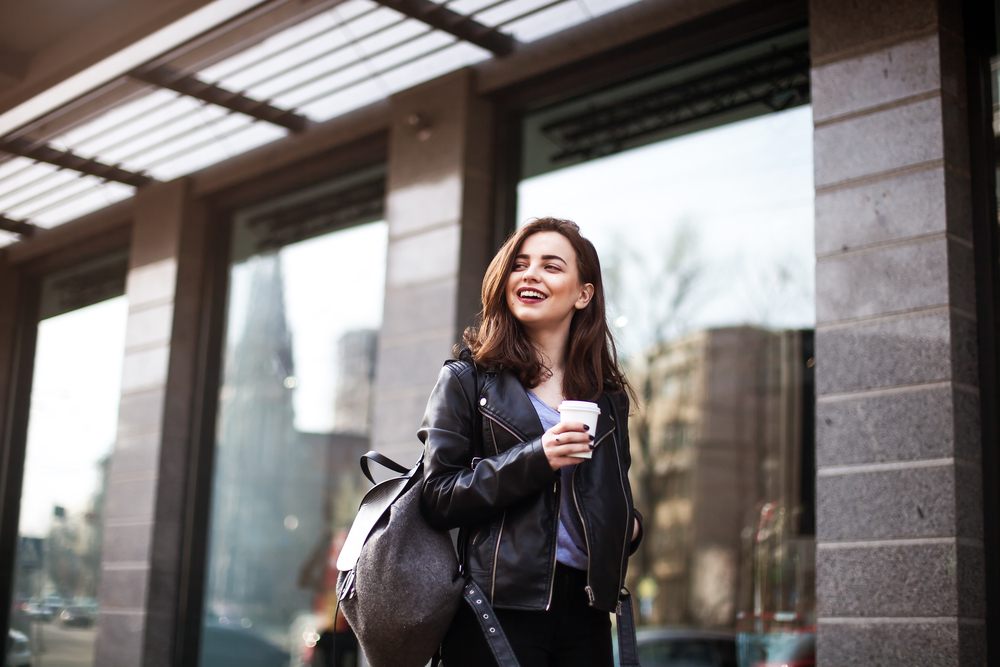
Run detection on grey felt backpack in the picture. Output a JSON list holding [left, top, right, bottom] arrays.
[[335, 450, 520, 667]]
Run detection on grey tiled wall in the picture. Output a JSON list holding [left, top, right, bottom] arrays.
[[94, 179, 208, 667], [371, 69, 495, 464], [810, 0, 986, 663]]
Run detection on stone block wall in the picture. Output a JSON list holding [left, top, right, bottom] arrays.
[[810, 0, 986, 663]]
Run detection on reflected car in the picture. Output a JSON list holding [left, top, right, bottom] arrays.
[[59, 605, 96, 628], [614, 627, 738, 667], [200, 621, 290, 667], [6, 629, 32, 667], [747, 632, 815, 667], [21, 601, 53, 623]]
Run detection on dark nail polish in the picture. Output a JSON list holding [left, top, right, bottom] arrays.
[[589, 434, 595, 441], [588, 442, 596, 449], [583, 424, 590, 431]]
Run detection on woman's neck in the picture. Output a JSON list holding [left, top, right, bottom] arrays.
[[528, 326, 569, 401], [529, 327, 568, 374]]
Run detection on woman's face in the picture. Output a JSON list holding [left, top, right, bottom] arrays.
[[506, 231, 594, 336]]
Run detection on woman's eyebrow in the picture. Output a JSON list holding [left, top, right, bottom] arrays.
[[514, 252, 566, 263]]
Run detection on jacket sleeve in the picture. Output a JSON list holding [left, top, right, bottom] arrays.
[[419, 364, 555, 530]]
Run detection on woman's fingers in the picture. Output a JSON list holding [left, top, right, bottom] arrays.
[[542, 423, 595, 470], [549, 420, 589, 434]]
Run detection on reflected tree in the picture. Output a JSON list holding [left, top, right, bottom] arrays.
[[603, 221, 706, 622]]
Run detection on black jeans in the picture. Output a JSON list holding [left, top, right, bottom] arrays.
[[441, 564, 613, 667]]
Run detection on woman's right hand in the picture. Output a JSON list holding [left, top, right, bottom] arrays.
[[541, 421, 594, 470]]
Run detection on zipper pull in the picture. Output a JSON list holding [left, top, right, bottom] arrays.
[[585, 585, 596, 606], [338, 569, 356, 600]]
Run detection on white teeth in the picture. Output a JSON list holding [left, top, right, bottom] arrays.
[[519, 289, 545, 299]]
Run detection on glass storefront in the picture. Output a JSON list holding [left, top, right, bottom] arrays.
[[199, 169, 387, 667], [4, 255, 128, 667], [517, 30, 816, 666]]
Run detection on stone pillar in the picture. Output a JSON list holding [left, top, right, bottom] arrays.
[[810, 1, 985, 664], [371, 69, 495, 462], [94, 179, 208, 666]]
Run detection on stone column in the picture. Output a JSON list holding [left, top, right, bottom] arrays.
[[810, 1, 985, 664], [94, 178, 208, 666], [371, 68, 495, 463]]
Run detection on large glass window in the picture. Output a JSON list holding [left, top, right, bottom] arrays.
[[5, 255, 128, 667], [517, 30, 815, 666], [199, 169, 387, 667]]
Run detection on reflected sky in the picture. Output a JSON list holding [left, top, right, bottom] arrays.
[[518, 105, 815, 360], [19, 297, 127, 537], [225, 221, 388, 434]]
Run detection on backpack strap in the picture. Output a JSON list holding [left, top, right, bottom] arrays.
[[359, 450, 412, 484], [615, 588, 640, 667], [462, 579, 520, 667]]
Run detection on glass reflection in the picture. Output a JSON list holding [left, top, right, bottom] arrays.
[[6, 295, 127, 667], [200, 178, 387, 667], [519, 68, 815, 665]]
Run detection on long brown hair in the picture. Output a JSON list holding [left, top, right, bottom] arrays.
[[462, 217, 631, 401]]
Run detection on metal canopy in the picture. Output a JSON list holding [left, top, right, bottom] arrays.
[[0, 214, 38, 237], [0, 135, 153, 187], [371, 0, 516, 55], [0, 0, 641, 245], [131, 64, 311, 132]]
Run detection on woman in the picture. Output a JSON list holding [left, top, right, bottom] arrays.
[[419, 217, 643, 667]]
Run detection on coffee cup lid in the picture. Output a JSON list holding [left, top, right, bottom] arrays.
[[558, 400, 600, 414]]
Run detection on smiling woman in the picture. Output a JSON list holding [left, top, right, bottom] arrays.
[[419, 217, 642, 667]]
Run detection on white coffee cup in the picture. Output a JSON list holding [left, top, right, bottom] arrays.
[[558, 400, 601, 459]]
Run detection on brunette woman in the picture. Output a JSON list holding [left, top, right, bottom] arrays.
[[419, 217, 642, 667]]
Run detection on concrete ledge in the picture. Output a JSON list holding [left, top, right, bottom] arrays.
[[816, 384, 981, 466], [811, 34, 940, 123], [816, 464, 976, 541], [816, 310, 952, 394], [814, 96, 944, 188], [817, 618, 984, 667], [816, 541, 978, 617]]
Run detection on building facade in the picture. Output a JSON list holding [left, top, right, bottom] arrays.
[[0, 0, 997, 665]]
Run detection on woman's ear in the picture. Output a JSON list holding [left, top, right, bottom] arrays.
[[575, 283, 595, 310]]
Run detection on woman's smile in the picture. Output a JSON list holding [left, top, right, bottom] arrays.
[[515, 287, 547, 303]]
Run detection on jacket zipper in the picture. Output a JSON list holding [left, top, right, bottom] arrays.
[[482, 409, 528, 442], [490, 512, 506, 601], [593, 429, 614, 448], [482, 405, 561, 610], [485, 413, 506, 600], [570, 466, 596, 606], [545, 479, 560, 610]]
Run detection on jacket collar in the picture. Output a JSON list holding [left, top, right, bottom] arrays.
[[478, 368, 617, 444]]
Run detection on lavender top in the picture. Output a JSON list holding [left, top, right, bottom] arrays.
[[526, 391, 589, 571]]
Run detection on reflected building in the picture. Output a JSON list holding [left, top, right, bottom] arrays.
[[627, 326, 814, 629], [207, 251, 381, 644], [332, 329, 378, 436], [208, 253, 313, 632]]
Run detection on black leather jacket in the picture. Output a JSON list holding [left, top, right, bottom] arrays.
[[419, 358, 642, 613]]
